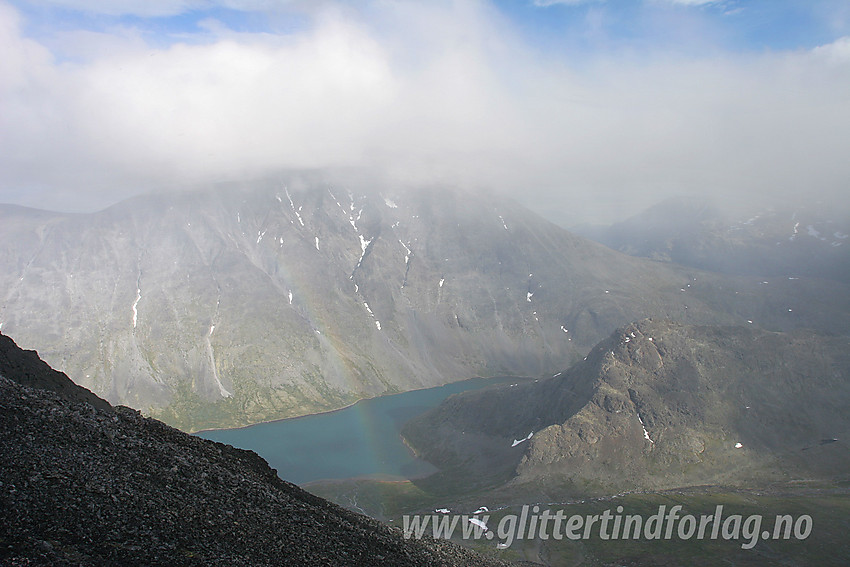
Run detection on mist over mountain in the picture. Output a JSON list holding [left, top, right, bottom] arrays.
[[402, 319, 850, 498], [2, 182, 850, 432], [577, 197, 850, 284]]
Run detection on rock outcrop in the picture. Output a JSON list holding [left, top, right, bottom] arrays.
[[404, 320, 850, 496]]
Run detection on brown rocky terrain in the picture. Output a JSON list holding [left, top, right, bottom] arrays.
[[403, 319, 850, 497]]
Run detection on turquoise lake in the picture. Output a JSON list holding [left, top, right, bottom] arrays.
[[197, 376, 518, 485]]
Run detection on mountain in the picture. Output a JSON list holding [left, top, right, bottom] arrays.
[[3, 182, 850, 432], [0, 332, 510, 566], [402, 319, 850, 497], [578, 197, 850, 284]]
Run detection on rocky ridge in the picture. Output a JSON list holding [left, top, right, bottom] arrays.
[[403, 319, 850, 496], [0, 333, 510, 566]]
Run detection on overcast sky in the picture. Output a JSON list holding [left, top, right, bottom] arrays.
[[1, 0, 849, 224]]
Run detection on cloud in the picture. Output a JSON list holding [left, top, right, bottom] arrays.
[[22, 0, 339, 19], [813, 35, 850, 60], [1, 1, 849, 222], [534, 0, 722, 6], [661, 0, 722, 5], [27, 0, 207, 17], [532, 0, 603, 6]]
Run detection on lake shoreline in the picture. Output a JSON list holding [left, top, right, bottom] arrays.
[[196, 374, 537, 485], [193, 374, 532, 435]]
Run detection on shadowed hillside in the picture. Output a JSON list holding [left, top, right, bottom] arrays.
[[0, 332, 511, 566], [403, 320, 850, 497]]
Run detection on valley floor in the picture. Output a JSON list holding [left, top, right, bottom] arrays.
[[307, 479, 850, 566]]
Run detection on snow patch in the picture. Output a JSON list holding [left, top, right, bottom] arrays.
[[637, 414, 654, 444], [384, 198, 398, 209], [375, 320, 382, 330], [314, 236, 320, 251], [354, 235, 373, 270], [526, 292, 534, 302], [288, 290, 293, 305], [561, 326, 568, 333], [735, 442, 743, 449], [789, 222, 799, 240], [474, 507, 489, 514], [399, 240, 412, 264], [131, 288, 141, 329], [435, 509, 450, 514], [285, 188, 305, 227], [498, 215, 508, 230], [439, 278, 445, 288], [511, 432, 534, 447], [348, 209, 362, 231], [214, 375, 231, 399], [359, 234, 372, 254], [468, 518, 488, 531]]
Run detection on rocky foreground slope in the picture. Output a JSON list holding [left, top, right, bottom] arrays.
[[403, 319, 850, 497], [0, 333, 509, 566]]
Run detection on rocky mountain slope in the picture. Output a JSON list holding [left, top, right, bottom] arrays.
[[402, 319, 850, 497], [579, 197, 850, 283], [0, 332, 110, 412], [3, 182, 850, 432], [0, 332, 510, 566]]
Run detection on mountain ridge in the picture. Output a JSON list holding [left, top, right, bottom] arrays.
[[579, 196, 850, 284], [3, 182, 850, 431], [402, 319, 850, 498]]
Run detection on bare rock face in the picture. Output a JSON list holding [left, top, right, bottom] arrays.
[[404, 320, 850, 496], [0, 334, 513, 567]]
